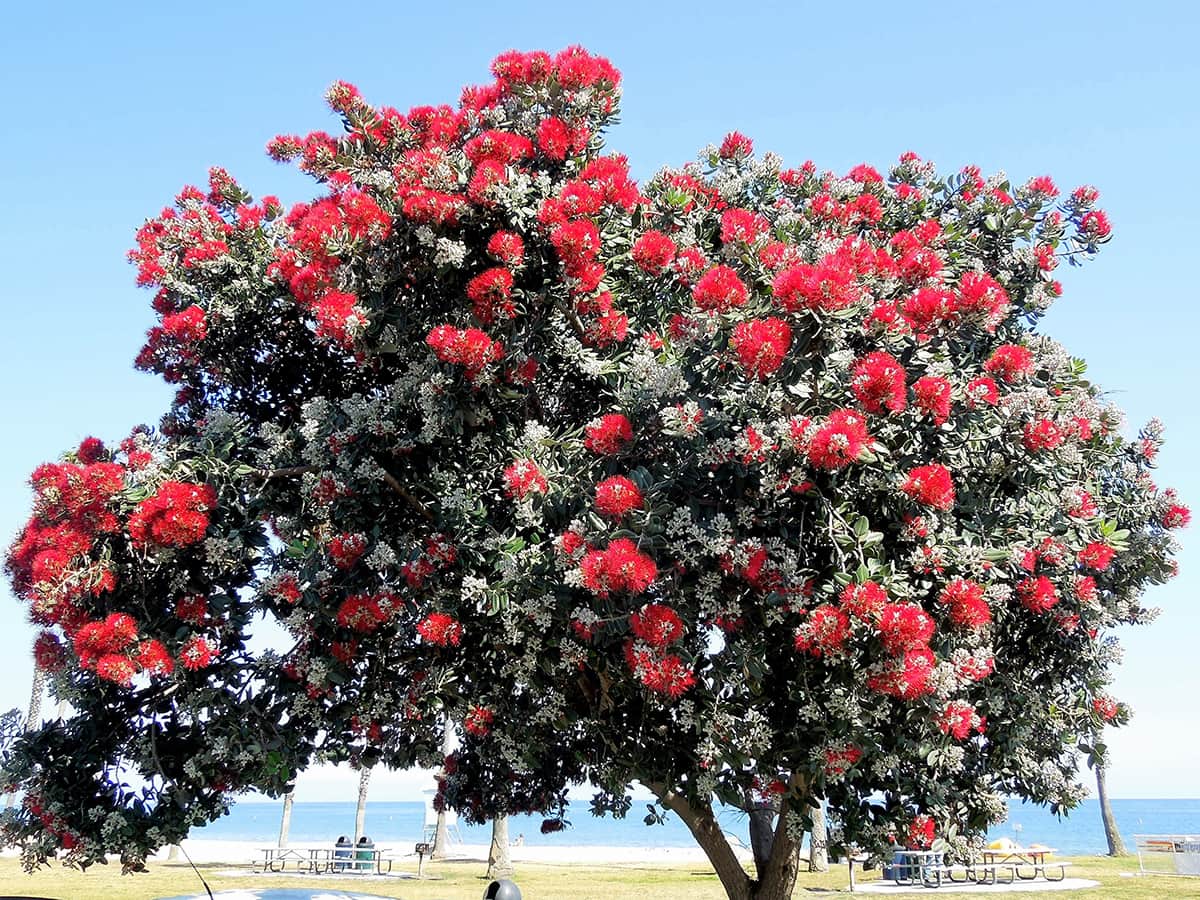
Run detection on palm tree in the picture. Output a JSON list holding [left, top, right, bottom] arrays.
[[486, 814, 514, 879], [431, 715, 457, 859], [1096, 761, 1129, 856], [278, 789, 296, 848], [354, 765, 373, 844], [808, 799, 829, 872]]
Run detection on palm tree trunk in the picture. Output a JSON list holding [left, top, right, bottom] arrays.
[[486, 815, 514, 879], [354, 766, 372, 844], [278, 789, 295, 848], [809, 798, 829, 872], [431, 716, 455, 859], [1096, 762, 1129, 856]]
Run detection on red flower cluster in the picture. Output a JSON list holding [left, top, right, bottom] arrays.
[[1078, 541, 1116, 571], [336, 593, 393, 633], [161, 305, 208, 343], [580, 538, 657, 597], [693, 265, 749, 312], [808, 409, 872, 471], [1023, 418, 1064, 452], [823, 743, 863, 778], [839, 581, 888, 620], [901, 463, 955, 510], [631, 231, 677, 274], [180, 634, 218, 670], [730, 318, 792, 380], [937, 578, 991, 628], [937, 700, 984, 740], [127, 481, 216, 549], [1092, 695, 1119, 721], [1163, 503, 1191, 529], [965, 376, 999, 408], [624, 643, 696, 698], [912, 376, 952, 425], [878, 603, 936, 655], [504, 459, 549, 499], [1017, 575, 1060, 613], [630, 603, 684, 649], [851, 352, 907, 414], [793, 605, 850, 657], [426, 325, 505, 380], [595, 475, 644, 519], [314, 291, 366, 348], [720, 208, 769, 245], [464, 705, 495, 737], [486, 231, 525, 268], [328, 532, 367, 570], [584, 413, 633, 455], [466, 267, 516, 324], [984, 344, 1034, 382], [866, 648, 937, 700], [417, 612, 463, 647]]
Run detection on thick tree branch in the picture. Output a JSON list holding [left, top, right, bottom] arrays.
[[380, 470, 435, 522], [647, 781, 750, 900]]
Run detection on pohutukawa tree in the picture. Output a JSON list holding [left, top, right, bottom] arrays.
[[1, 47, 1188, 899]]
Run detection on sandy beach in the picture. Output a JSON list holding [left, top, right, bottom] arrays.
[[150, 838, 752, 867]]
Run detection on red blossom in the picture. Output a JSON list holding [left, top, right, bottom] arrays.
[[878, 603, 936, 654], [580, 538, 657, 597], [464, 705, 495, 737], [631, 231, 677, 274], [912, 376, 952, 425], [984, 344, 1034, 382], [937, 700, 983, 740], [417, 612, 463, 647], [1023, 418, 1065, 452], [630, 603, 684, 649], [127, 481, 216, 549], [161, 305, 208, 342], [901, 463, 955, 510], [719, 131, 753, 160], [486, 231, 525, 268], [808, 409, 872, 471], [328, 533, 367, 570], [692, 265, 748, 312], [425, 324, 505, 380], [180, 635, 218, 670], [595, 475, 644, 519], [839, 581, 888, 620], [730, 318, 792, 380], [1078, 542, 1116, 571], [504, 459, 549, 499], [1017, 575, 1060, 613], [584, 413, 633, 455], [966, 376, 1000, 408], [937, 579, 991, 629], [851, 352, 907, 414], [793, 605, 850, 657], [336, 593, 392, 633], [466, 267, 516, 324]]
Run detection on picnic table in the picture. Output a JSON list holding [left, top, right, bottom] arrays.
[[886, 849, 945, 887], [979, 845, 1066, 881]]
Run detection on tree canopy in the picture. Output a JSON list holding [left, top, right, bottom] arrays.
[[1, 46, 1187, 899]]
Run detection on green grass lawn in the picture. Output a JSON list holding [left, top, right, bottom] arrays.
[[0, 853, 1194, 899]]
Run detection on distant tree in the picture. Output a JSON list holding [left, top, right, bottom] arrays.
[[0, 45, 1187, 900]]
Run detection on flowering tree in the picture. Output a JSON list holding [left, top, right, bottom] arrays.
[[1, 47, 1188, 900]]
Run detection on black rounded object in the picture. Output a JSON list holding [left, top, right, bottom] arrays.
[[482, 878, 522, 900]]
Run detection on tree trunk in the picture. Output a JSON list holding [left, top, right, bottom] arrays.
[[650, 778, 806, 900], [278, 790, 295, 848], [487, 815, 514, 879], [1096, 761, 1129, 856], [744, 791, 777, 880], [430, 715, 455, 859], [808, 798, 828, 872], [354, 766, 372, 843], [5, 669, 45, 809]]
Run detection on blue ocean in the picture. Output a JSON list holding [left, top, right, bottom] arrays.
[[193, 798, 1200, 856]]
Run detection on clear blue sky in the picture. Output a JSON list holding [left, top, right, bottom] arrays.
[[0, 1, 1196, 801]]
